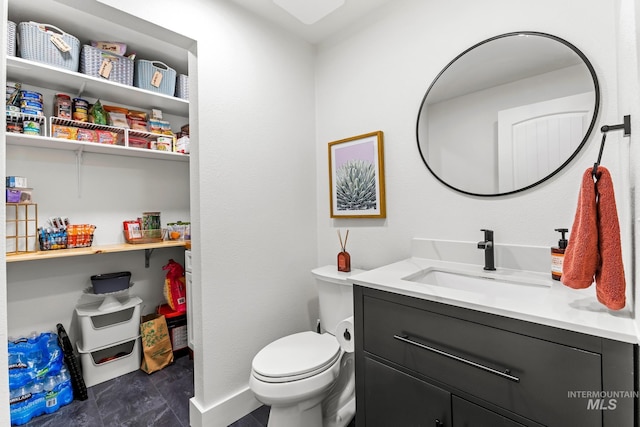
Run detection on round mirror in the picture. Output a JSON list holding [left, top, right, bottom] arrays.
[[416, 32, 600, 196]]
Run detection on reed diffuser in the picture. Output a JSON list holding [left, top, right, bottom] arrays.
[[337, 229, 351, 272]]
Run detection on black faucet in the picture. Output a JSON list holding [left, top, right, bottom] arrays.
[[477, 229, 496, 271]]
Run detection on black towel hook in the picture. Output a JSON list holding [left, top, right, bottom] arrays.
[[592, 114, 631, 178]]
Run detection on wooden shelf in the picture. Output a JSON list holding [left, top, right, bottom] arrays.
[[6, 240, 189, 263]]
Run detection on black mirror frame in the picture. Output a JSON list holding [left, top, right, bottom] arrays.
[[416, 31, 600, 197]]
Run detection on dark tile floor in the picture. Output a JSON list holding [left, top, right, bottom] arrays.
[[228, 405, 270, 427], [20, 354, 354, 427], [23, 355, 195, 427]]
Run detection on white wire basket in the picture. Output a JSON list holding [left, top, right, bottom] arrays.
[[7, 21, 16, 57], [18, 21, 80, 71], [80, 45, 134, 86]]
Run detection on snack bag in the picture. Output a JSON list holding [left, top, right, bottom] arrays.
[[162, 259, 186, 312], [89, 99, 107, 125]]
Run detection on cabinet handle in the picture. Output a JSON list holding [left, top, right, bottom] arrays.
[[393, 334, 520, 383]]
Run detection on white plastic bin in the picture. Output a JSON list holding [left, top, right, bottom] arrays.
[[77, 336, 140, 387], [75, 296, 142, 350]]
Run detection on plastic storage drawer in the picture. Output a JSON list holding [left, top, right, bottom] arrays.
[[75, 296, 142, 350], [77, 337, 140, 387]]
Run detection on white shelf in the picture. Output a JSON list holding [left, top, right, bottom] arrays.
[[7, 57, 189, 117], [6, 133, 189, 162]]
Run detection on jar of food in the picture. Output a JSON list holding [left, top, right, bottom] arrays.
[[6, 121, 22, 133], [55, 93, 72, 119], [72, 97, 89, 122]]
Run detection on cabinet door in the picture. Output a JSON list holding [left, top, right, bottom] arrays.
[[363, 357, 451, 427], [452, 396, 531, 427]]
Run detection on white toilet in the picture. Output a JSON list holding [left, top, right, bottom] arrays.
[[249, 265, 363, 427]]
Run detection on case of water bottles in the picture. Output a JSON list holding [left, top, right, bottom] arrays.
[[8, 332, 73, 425]]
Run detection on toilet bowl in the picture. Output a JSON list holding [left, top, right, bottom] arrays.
[[249, 266, 362, 427]]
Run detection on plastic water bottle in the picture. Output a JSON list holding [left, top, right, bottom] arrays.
[[43, 374, 58, 392], [57, 367, 74, 406], [44, 374, 61, 414]]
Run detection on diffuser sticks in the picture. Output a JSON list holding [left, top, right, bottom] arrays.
[[337, 229, 351, 272]]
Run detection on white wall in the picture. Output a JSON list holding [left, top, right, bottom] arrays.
[[94, 1, 319, 425], [315, 0, 636, 288]]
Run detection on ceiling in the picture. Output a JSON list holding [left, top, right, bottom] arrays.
[[229, 0, 395, 44]]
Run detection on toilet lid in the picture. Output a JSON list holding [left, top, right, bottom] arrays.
[[252, 331, 341, 383]]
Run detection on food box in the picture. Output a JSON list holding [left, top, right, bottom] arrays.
[[6, 176, 27, 188], [6, 188, 32, 203]]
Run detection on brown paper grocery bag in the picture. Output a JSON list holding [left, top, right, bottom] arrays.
[[140, 313, 174, 374]]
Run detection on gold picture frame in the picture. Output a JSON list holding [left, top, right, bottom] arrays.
[[328, 131, 386, 218]]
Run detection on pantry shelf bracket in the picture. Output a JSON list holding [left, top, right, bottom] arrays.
[[75, 148, 84, 198], [77, 81, 87, 98], [145, 249, 154, 268]]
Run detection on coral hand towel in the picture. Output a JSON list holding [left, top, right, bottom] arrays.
[[561, 166, 626, 310]]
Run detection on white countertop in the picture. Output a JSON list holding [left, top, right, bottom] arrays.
[[350, 257, 638, 344]]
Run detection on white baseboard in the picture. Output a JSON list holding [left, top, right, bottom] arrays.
[[189, 387, 262, 427]]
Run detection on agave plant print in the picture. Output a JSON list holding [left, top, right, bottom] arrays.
[[328, 131, 386, 218]]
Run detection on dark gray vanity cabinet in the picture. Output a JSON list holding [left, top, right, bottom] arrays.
[[353, 286, 637, 427], [364, 357, 451, 426]]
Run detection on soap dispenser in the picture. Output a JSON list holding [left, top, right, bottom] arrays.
[[551, 228, 568, 281]]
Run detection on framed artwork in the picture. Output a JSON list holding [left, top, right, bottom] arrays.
[[328, 131, 386, 218]]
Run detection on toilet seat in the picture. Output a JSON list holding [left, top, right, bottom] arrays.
[[252, 331, 341, 383]]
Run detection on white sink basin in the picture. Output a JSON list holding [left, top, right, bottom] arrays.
[[403, 267, 551, 295]]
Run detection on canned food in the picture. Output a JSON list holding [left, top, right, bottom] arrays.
[[20, 100, 43, 111], [19, 90, 43, 103], [22, 120, 41, 135], [73, 97, 89, 122], [6, 122, 22, 133], [20, 108, 43, 117]]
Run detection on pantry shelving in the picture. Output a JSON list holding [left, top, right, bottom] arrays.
[[5, 240, 189, 265], [6, 56, 190, 162], [7, 56, 188, 117], [6, 132, 189, 162]]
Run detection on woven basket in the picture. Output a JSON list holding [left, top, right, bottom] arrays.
[[80, 45, 134, 86], [18, 21, 80, 71], [134, 60, 176, 96], [7, 21, 16, 56], [176, 74, 189, 100]]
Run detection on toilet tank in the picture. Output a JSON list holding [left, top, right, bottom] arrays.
[[312, 265, 365, 335]]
